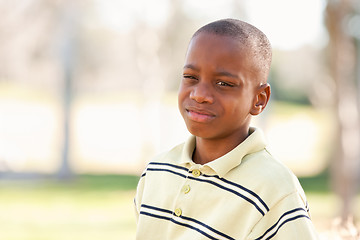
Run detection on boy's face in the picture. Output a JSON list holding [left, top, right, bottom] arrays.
[[178, 32, 262, 140]]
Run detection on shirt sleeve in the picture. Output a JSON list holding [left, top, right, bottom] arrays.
[[134, 173, 146, 222], [246, 191, 319, 240]]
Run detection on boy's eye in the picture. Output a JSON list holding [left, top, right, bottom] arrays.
[[216, 81, 233, 87], [183, 75, 197, 80], [183, 75, 199, 83]]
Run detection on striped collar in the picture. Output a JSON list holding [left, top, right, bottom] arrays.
[[179, 127, 267, 178]]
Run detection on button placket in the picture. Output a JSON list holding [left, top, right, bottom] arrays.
[[174, 165, 202, 219], [173, 168, 196, 218]]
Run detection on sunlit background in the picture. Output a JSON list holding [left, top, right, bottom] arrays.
[[0, 0, 359, 239]]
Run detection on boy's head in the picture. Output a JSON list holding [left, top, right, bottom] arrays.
[[178, 18, 272, 141], [192, 19, 272, 83]]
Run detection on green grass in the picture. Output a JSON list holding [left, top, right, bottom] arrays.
[[299, 170, 332, 193], [0, 175, 140, 240], [0, 173, 358, 239]]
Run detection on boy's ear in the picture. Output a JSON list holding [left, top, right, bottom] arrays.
[[250, 83, 271, 116]]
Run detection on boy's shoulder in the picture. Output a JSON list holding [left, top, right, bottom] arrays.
[[238, 148, 306, 206]]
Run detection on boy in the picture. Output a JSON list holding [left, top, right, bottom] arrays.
[[134, 19, 319, 239]]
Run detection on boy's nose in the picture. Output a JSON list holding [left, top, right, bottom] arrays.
[[190, 83, 214, 104]]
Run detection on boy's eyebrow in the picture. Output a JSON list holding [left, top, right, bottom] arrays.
[[183, 64, 239, 80], [183, 64, 199, 71], [215, 70, 239, 79]]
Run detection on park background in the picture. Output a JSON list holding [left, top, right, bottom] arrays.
[[0, 0, 359, 239]]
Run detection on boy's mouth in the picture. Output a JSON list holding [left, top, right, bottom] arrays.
[[185, 107, 216, 123]]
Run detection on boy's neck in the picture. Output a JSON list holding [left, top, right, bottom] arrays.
[[192, 130, 250, 165]]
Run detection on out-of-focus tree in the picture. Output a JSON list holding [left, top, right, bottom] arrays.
[[0, 0, 84, 178], [56, 0, 82, 179], [0, 0, 66, 176], [325, 0, 360, 231], [0, 0, 60, 88]]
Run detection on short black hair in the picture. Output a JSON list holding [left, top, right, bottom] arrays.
[[192, 19, 272, 83]]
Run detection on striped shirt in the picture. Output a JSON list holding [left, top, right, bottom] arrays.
[[134, 128, 319, 239]]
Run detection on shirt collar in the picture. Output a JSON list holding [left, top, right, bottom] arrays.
[[179, 127, 267, 178]]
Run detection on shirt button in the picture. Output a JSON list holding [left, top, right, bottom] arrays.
[[182, 185, 191, 194], [192, 169, 201, 177], [174, 208, 182, 217]]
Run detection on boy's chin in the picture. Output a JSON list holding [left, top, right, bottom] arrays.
[[186, 127, 219, 140]]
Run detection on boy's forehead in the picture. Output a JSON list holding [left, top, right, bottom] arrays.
[[186, 32, 252, 63]]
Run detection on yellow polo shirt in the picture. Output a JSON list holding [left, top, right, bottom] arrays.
[[134, 128, 319, 239]]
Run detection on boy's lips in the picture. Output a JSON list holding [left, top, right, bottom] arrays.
[[185, 107, 216, 123]]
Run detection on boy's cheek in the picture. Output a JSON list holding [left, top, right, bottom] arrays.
[[178, 91, 188, 107]]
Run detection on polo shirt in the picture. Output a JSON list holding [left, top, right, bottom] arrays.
[[134, 127, 319, 239]]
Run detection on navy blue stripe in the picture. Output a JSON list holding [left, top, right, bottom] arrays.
[[140, 211, 171, 222], [147, 168, 187, 179], [149, 162, 189, 172], [305, 201, 310, 213], [146, 162, 268, 215], [141, 204, 173, 215], [141, 172, 146, 178], [141, 204, 235, 240], [255, 208, 308, 240], [187, 175, 266, 216], [180, 214, 235, 240], [265, 215, 310, 240], [210, 175, 269, 211], [140, 211, 219, 240], [171, 218, 220, 240]]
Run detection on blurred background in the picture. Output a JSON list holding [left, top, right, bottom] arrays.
[[0, 0, 359, 239]]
